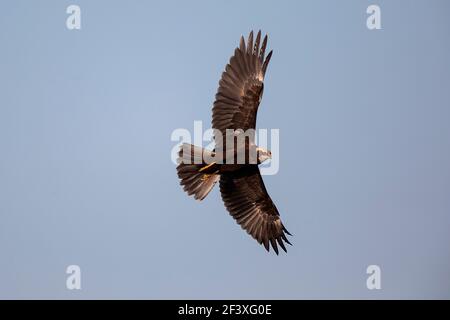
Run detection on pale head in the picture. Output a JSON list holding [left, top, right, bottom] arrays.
[[256, 147, 272, 164]]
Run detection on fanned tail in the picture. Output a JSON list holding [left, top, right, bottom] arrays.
[[176, 143, 220, 201]]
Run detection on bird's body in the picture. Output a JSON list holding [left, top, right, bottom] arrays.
[[176, 31, 291, 254]]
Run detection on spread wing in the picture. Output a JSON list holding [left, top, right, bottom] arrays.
[[212, 30, 273, 140], [219, 166, 292, 254]]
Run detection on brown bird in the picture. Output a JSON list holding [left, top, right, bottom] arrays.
[[176, 31, 291, 254]]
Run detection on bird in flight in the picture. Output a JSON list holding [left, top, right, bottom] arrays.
[[176, 31, 291, 254]]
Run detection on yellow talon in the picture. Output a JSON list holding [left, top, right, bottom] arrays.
[[199, 162, 216, 172], [201, 174, 211, 181]]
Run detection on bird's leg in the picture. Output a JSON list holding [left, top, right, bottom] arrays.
[[201, 169, 220, 181], [199, 162, 216, 172]]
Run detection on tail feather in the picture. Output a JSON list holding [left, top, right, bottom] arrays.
[[176, 143, 219, 201]]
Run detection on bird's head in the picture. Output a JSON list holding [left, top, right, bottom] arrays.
[[256, 147, 272, 164]]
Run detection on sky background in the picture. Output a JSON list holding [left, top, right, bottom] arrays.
[[1, 0, 449, 299]]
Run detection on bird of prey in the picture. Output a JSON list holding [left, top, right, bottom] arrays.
[[176, 31, 291, 254]]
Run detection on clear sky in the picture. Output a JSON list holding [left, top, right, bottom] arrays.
[[0, 0, 449, 299]]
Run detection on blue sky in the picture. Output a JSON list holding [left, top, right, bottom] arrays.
[[0, 0, 449, 298]]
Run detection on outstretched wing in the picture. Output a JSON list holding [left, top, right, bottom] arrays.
[[219, 166, 292, 254], [212, 30, 273, 139]]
